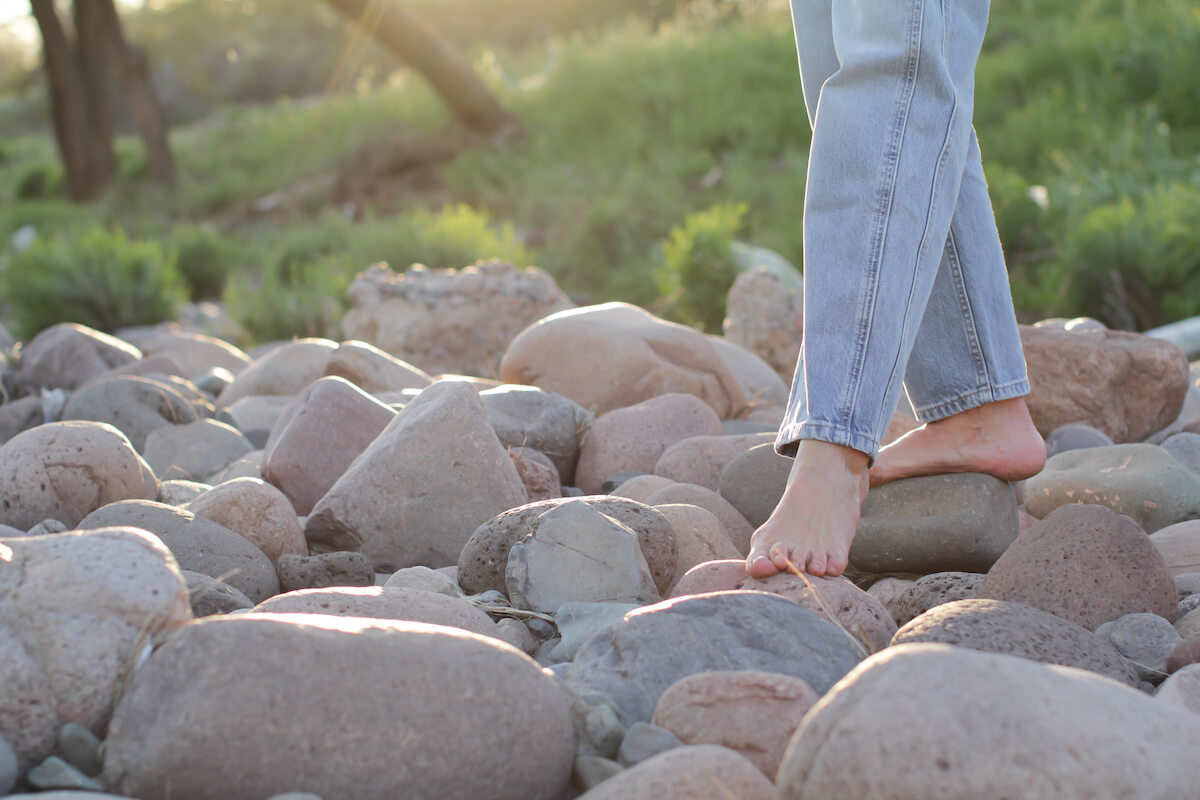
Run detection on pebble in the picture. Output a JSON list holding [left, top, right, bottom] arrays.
[[55, 723, 101, 777], [616, 722, 683, 768], [276, 551, 377, 592], [26, 756, 104, 792]]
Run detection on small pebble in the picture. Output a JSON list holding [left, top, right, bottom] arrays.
[[57, 721, 102, 776], [617, 721, 683, 768], [26, 755, 105, 791], [572, 756, 623, 792]]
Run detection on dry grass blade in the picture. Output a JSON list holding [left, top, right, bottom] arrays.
[[781, 556, 870, 659]]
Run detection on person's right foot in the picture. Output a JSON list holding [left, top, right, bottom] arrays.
[[869, 397, 1046, 487]]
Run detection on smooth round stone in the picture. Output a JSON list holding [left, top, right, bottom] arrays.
[[1045, 423, 1114, 458], [1163, 432, 1200, 475], [1096, 613, 1183, 682]]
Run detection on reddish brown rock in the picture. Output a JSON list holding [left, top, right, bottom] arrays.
[[652, 505, 741, 593], [1168, 633, 1200, 673], [509, 450, 561, 502], [646, 482, 754, 556], [1020, 325, 1189, 443], [653, 433, 774, 492], [890, 572, 985, 627], [611, 474, 675, 503], [1151, 520, 1200, 577], [652, 671, 818, 778], [185, 477, 306, 562], [723, 266, 803, 385], [575, 745, 774, 800], [979, 504, 1177, 629]]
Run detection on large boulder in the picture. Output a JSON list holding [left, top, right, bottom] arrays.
[[479, 385, 593, 485], [717, 443, 790, 528], [776, 643, 1200, 800], [61, 376, 198, 451], [15, 323, 141, 394], [979, 503, 1176, 629], [102, 614, 574, 800], [305, 380, 527, 571], [500, 303, 748, 418], [0, 528, 190, 772], [0, 421, 157, 530], [723, 266, 803, 385], [1020, 324, 1189, 443], [216, 338, 337, 406], [565, 591, 864, 725]]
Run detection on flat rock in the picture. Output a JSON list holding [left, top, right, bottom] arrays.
[[276, 551, 374, 592], [0, 421, 157, 530], [892, 598, 1138, 685], [78, 500, 279, 603], [653, 433, 774, 492], [851, 473, 1019, 574], [1151, 520, 1200, 577], [61, 376, 198, 451], [1020, 324, 1189, 443], [15, 323, 141, 394], [574, 744, 773, 800], [323, 340, 431, 394], [306, 381, 527, 571], [1025, 444, 1200, 533], [979, 503, 1177, 629], [142, 419, 255, 482], [480, 385, 593, 485], [458, 496, 677, 597], [102, 614, 574, 800], [0, 528, 190, 772], [652, 670, 818, 778], [217, 338, 337, 407], [499, 302, 748, 418], [889, 571, 985, 626], [185, 477, 306, 562], [776, 643, 1200, 800], [717, 443, 790, 528], [652, 505, 741, 593], [565, 590, 864, 725]]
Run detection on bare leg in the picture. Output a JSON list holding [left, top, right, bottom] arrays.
[[870, 397, 1046, 487], [746, 441, 869, 578]]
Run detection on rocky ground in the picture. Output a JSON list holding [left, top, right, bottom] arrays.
[[2, 262, 1200, 800]]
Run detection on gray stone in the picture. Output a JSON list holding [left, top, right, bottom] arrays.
[[1097, 612, 1182, 682], [892, 598, 1138, 685], [15, 323, 141, 394], [157, 479, 211, 506], [1045, 423, 1113, 458], [1177, 572, 1200, 598], [216, 338, 337, 406], [25, 518, 68, 537], [481, 385, 593, 485], [276, 551, 374, 592], [851, 473, 1018, 574], [653, 433, 775, 492], [26, 755, 104, 791], [182, 569, 254, 616], [138, 331, 251, 381], [559, 684, 627, 759], [225, 394, 293, 437], [890, 572, 985, 626], [306, 380, 527, 571], [382, 565, 463, 597], [571, 756, 623, 794], [78, 500, 279, 603], [185, 477, 306, 562], [717, 443, 790, 528], [207, 449, 263, 484], [194, 367, 233, 397], [1025, 443, 1200, 533], [0, 734, 17, 795], [550, 602, 641, 662], [723, 266, 803, 385], [61, 375, 197, 451], [617, 722, 683, 768], [142, 419, 255, 481], [56, 722, 101, 777], [1164, 432, 1200, 475], [565, 591, 864, 725], [1157, 663, 1200, 714], [707, 333, 791, 410], [0, 396, 43, 444], [324, 340, 431, 394], [507, 502, 660, 613]]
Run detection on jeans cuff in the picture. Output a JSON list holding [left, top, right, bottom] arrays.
[[912, 378, 1032, 423], [774, 420, 880, 464]]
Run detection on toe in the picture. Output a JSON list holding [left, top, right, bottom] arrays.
[[806, 551, 828, 577], [746, 551, 779, 579]]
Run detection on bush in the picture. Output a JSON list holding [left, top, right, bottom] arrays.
[[170, 224, 235, 301], [1, 227, 186, 338], [14, 162, 62, 200], [656, 202, 745, 331], [224, 258, 347, 345]]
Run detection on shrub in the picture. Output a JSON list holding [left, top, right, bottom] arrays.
[[1, 226, 186, 338], [224, 258, 347, 345], [170, 224, 235, 300], [656, 202, 745, 332], [14, 162, 62, 200]]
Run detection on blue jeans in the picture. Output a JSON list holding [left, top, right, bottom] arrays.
[[776, 0, 1031, 463]]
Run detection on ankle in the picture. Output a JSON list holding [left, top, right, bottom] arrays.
[[794, 440, 870, 474]]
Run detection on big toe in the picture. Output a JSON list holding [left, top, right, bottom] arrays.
[[746, 552, 780, 579]]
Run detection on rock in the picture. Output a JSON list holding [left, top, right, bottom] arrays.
[[207, 450, 263, 483], [0, 421, 157, 529], [1157, 663, 1200, 715], [262, 376, 397, 516], [506, 501, 660, 613], [866, 576, 915, 621], [509, 449, 561, 502], [458, 497, 677, 598], [15, 323, 141, 394], [652, 505, 742, 592], [102, 614, 574, 800], [616, 722, 682, 768], [343, 260, 575, 376], [565, 591, 864, 725], [24, 518, 67, 536], [610, 474, 674, 502], [646, 483, 754, 556], [0, 735, 15, 795], [653, 433, 774, 492], [217, 338, 337, 406], [55, 722, 101, 778], [185, 477, 305, 562], [574, 394, 723, 495], [25, 756, 104, 791], [1178, 608, 1200, 639], [893, 598, 1138, 684], [480, 385, 592, 485], [1096, 612, 1182, 682], [1162, 432, 1200, 475], [979, 503, 1177, 630], [550, 602, 641, 662], [323, 340, 432, 393], [651, 670, 818, 778], [182, 570, 254, 616], [1178, 572, 1200, 597], [276, 551, 374, 592], [1151, 520, 1200, 577], [1045, 422, 1114, 457], [0, 396, 44, 444], [383, 565, 463, 597], [559, 683, 626, 758], [668, 560, 895, 652], [889, 571, 985, 626], [157, 479, 211, 506], [0, 527, 190, 771], [142, 419, 255, 481], [138, 331, 251, 381], [224, 394, 293, 439], [706, 335, 790, 411], [78, 500, 279, 603], [1025, 443, 1200, 533], [574, 745, 773, 800], [306, 380, 527, 571], [717, 443, 790, 528], [723, 266, 803, 384], [61, 376, 197, 451], [1020, 324, 1189, 443], [776, 643, 1200, 800], [501, 302, 749, 418], [851, 473, 1019, 574], [571, 756, 623, 793], [494, 617, 538, 653], [1168, 634, 1200, 673]]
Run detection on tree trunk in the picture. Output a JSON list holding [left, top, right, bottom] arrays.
[[93, 0, 176, 186], [72, 0, 117, 188], [323, 0, 518, 136], [30, 0, 106, 201]]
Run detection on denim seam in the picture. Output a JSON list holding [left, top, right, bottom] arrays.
[[945, 226, 991, 388], [774, 420, 881, 462], [912, 377, 1031, 422]]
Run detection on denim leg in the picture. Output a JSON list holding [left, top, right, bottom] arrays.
[[776, 0, 995, 462]]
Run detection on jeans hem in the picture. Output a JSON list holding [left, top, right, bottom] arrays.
[[774, 421, 880, 464], [912, 378, 1031, 423]]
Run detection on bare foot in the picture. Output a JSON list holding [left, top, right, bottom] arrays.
[[745, 441, 869, 578], [870, 397, 1046, 487]]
